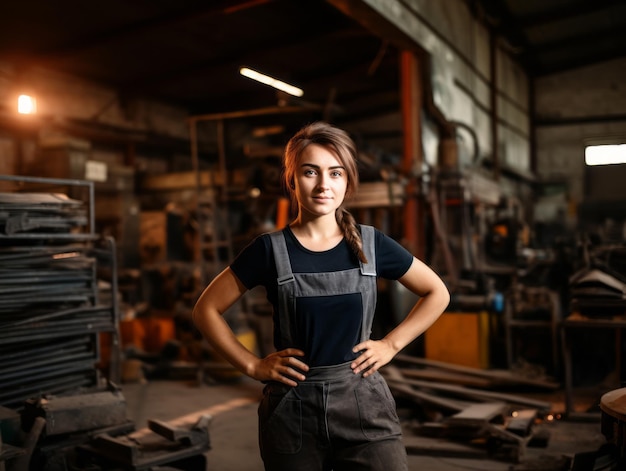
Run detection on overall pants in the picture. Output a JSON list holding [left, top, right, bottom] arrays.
[[258, 226, 408, 471]]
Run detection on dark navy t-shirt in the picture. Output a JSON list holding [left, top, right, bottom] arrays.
[[230, 226, 413, 366]]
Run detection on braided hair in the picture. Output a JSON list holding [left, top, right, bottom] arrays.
[[283, 122, 367, 263]]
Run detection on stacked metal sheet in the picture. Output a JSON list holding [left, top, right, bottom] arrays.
[[0, 336, 100, 408], [0, 188, 117, 409], [569, 246, 626, 316], [0, 192, 87, 236]]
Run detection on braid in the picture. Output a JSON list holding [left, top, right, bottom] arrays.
[[337, 207, 367, 264]]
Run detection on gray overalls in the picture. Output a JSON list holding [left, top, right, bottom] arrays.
[[258, 225, 408, 471]]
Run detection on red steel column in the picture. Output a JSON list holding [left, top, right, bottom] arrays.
[[400, 50, 425, 259]]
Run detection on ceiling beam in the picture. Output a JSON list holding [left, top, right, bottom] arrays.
[[121, 28, 366, 92], [527, 25, 626, 76], [34, 0, 276, 59], [469, 0, 530, 52], [515, 0, 624, 28]]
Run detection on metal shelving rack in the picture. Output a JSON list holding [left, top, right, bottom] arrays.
[[0, 175, 120, 409]]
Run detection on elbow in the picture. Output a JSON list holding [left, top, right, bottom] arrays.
[[441, 288, 451, 311], [431, 281, 451, 313], [440, 280, 451, 309], [191, 304, 204, 329], [191, 306, 199, 328]]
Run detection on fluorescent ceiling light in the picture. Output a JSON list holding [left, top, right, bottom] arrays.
[[240, 67, 303, 97], [585, 144, 626, 166]]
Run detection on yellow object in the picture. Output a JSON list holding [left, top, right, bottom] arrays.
[[424, 311, 489, 369], [207, 329, 257, 380], [237, 329, 257, 353]]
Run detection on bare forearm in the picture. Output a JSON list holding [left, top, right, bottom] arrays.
[[382, 289, 449, 354], [379, 257, 450, 354], [192, 307, 259, 376], [351, 286, 449, 377], [191, 268, 260, 377]]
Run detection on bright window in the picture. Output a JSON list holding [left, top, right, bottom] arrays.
[[585, 144, 626, 166]]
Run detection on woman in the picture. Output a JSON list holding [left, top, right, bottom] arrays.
[[192, 121, 450, 471]]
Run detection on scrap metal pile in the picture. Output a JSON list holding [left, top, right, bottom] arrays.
[[383, 354, 559, 464], [0, 385, 211, 471]]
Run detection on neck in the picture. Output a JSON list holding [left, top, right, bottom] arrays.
[[290, 212, 341, 240]]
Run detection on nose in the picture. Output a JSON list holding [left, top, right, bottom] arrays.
[[316, 173, 330, 190]]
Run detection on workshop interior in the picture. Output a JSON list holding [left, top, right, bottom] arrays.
[[1, 0, 626, 470]]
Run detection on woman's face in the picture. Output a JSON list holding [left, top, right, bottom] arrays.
[[293, 143, 348, 219]]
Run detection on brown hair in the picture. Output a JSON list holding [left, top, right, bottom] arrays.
[[283, 121, 366, 263]]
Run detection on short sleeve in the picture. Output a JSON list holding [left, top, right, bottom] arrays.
[[229, 234, 275, 289], [374, 229, 414, 280]]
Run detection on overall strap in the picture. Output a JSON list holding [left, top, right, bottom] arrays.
[[359, 224, 377, 277], [269, 230, 295, 349], [269, 231, 294, 285]]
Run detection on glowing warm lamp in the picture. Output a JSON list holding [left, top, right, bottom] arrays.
[[240, 67, 303, 97], [18, 95, 37, 114]]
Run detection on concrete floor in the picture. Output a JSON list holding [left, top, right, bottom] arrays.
[[119, 375, 611, 471]]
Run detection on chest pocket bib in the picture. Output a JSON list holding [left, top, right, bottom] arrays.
[[269, 225, 377, 365]]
